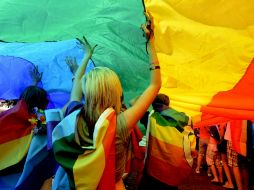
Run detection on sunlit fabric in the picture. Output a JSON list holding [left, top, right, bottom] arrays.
[[144, 0, 254, 124]]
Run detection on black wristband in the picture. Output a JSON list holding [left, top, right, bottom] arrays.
[[149, 65, 160, 70]]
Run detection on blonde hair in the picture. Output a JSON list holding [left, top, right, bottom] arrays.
[[81, 67, 122, 129]]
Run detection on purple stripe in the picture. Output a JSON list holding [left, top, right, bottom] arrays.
[[47, 121, 60, 150]]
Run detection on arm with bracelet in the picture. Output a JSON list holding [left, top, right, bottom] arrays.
[[123, 13, 161, 132]]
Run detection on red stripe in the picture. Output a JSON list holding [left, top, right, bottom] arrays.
[[147, 154, 192, 186], [125, 125, 145, 174], [148, 135, 184, 164], [0, 100, 33, 144], [146, 136, 192, 186]]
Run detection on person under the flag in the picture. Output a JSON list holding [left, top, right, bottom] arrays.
[[52, 13, 161, 190]]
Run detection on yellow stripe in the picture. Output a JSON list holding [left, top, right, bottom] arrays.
[[73, 120, 109, 190], [0, 132, 33, 170], [150, 117, 183, 147]]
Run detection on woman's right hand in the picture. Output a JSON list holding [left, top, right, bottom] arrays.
[[141, 12, 154, 41]]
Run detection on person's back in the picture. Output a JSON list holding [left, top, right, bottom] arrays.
[[138, 93, 193, 190], [0, 85, 49, 189]]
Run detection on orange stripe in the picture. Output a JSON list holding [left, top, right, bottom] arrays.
[[148, 135, 184, 166], [0, 125, 33, 144], [97, 112, 116, 190]]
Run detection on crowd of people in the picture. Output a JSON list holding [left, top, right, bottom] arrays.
[[195, 122, 252, 190]]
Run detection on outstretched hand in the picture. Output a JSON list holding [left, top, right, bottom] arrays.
[[30, 65, 43, 85], [76, 36, 97, 58], [65, 56, 78, 75]]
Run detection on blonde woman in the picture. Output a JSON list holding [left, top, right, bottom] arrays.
[[56, 16, 161, 190]]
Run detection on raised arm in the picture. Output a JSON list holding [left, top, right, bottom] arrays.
[[123, 14, 161, 131], [70, 36, 97, 101]]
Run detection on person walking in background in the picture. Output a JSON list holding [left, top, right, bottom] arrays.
[[195, 125, 211, 177], [217, 123, 234, 189]]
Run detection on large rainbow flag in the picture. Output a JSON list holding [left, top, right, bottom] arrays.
[[144, 0, 254, 123], [0, 0, 254, 186], [143, 0, 254, 156], [1, 0, 253, 121]]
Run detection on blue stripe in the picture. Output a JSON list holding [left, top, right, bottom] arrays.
[[15, 135, 58, 190]]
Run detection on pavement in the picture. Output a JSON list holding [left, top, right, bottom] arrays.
[[178, 167, 226, 190]]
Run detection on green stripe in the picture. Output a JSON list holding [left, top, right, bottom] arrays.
[[0, 0, 148, 102], [152, 112, 184, 133], [53, 134, 84, 190]]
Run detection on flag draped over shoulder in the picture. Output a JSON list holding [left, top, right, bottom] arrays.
[[52, 108, 116, 190], [146, 111, 194, 186], [0, 100, 33, 170]]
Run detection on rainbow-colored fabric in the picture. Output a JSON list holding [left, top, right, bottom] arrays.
[[146, 111, 195, 186], [144, 0, 254, 124], [144, 0, 254, 156], [0, 100, 33, 171], [52, 108, 116, 190]]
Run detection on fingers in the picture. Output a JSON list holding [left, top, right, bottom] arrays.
[[82, 36, 89, 46], [65, 56, 71, 64], [76, 36, 98, 58], [141, 23, 152, 40], [91, 44, 98, 53], [73, 57, 77, 64]]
